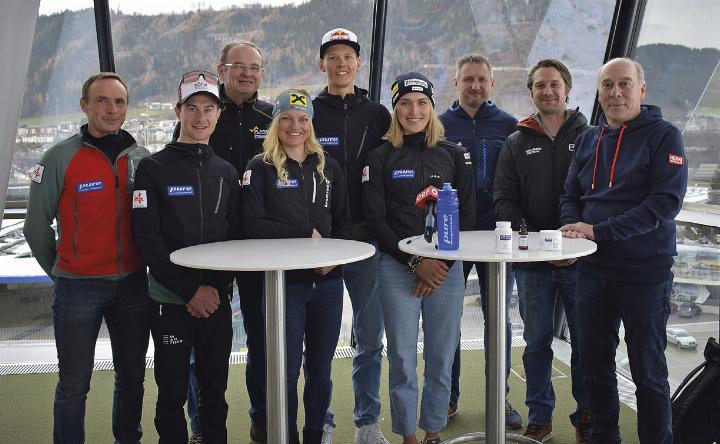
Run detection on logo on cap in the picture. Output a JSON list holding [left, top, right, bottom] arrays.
[[404, 79, 429, 88], [330, 30, 349, 40], [290, 93, 307, 106]]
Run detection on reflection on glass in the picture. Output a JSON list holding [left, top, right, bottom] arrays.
[[109, 1, 373, 153], [11, 4, 99, 193], [382, 0, 614, 116], [636, 0, 720, 210]]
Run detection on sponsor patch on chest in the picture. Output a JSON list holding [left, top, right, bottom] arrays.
[[318, 136, 340, 146], [392, 169, 416, 179], [31, 164, 45, 184], [77, 180, 104, 193], [132, 190, 147, 208], [668, 153, 684, 166], [525, 147, 542, 156], [167, 185, 194, 196], [250, 126, 268, 139], [276, 179, 300, 189]]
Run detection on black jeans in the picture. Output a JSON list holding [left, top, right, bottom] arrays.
[[151, 294, 232, 444]]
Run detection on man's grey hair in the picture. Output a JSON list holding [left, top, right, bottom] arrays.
[[599, 57, 645, 85], [455, 53, 493, 79]]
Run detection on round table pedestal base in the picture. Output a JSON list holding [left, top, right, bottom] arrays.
[[441, 433, 542, 444]]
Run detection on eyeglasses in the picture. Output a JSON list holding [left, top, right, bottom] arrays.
[[181, 70, 220, 85], [220, 63, 262, 73]]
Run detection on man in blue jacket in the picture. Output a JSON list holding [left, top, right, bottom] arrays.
[[438, 53, 522, 430], [560, 58, 687, 444]]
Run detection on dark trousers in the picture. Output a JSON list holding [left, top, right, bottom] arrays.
[[286, 277, 343, 436], [237, 272, 267, 427], [575, 272, 673, 444], [151, 295, 232, 444], [52, 271, 150, 444]]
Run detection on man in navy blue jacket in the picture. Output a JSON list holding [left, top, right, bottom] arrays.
[[560, 58, 687, 444], [439, 53, 522, 430]]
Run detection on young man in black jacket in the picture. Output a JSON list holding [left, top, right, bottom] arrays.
[[312, 28, 392, 444], [493, 59, 590, 443], [174, 41, 273, 443], [133, 70, 241, 444]]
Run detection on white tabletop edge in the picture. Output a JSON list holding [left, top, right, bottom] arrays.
[[170, 238, 376, 271], [399, 231, 596, 263]]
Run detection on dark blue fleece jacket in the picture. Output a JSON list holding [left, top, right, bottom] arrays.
[[440, 101, 517, 229], [560, 105, 687, 283]]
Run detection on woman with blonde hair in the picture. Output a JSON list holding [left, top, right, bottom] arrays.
[[242, 88, 351, 444], [363, 73, 476, 444]]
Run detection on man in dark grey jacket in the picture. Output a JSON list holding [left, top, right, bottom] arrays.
[[493, 59, 590, 443]]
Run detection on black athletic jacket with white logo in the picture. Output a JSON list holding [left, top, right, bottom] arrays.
[[242, 152, 352, 283], [133, 142, 241, 303], [363, 133, 476, 264], [312, 86, 391, 232]]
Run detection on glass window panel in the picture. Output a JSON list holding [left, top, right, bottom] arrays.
[[382, 0, 615, 116], [619, 0, 720, 392], [109, 1, 374, 152]]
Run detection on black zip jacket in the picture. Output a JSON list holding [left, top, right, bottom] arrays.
[[133, 142, 241, 302], [363, 133, 477, 265], [493, 109, 589, 269], [242, 152, 352, 283], [312, 86, 391, 235], [174, 86, 273, 173]]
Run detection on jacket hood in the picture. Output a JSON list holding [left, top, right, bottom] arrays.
[[445, 100, 500, 121], [517, 108, 588, 137], [314, 86, 370, 109], [599, 105, 663, 133]]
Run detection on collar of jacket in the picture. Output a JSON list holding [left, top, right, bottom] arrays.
[[315, 85, 369, 109], [80, 124, 136, 150], [517, 107, 582, 135], [219, 84, 258, 112], [285, 151, 320, 167], [402, 132, 427, 149], [166, 141, 215, 159], [447, 100, 498, 121]]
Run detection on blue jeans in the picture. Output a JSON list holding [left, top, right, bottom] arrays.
[[344, 244, 385, 427], [52, 272, 150, 444], [451, 262, 514, 406], [286, 277, 344, 434], [380, 254, 464, 436], [575, 272, 672, 444], [515, 267, 587, 425]]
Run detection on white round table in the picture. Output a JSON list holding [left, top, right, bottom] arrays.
[[399, 231, 596, 444], [171, 238, 376, 444]]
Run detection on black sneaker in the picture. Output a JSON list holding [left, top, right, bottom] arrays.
[[250, 421, 267, 443], [505, 400, 523, 430]]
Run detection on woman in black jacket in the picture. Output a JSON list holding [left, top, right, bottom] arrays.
[[363, 73, 476, 444], [242, 88, 351, 444]]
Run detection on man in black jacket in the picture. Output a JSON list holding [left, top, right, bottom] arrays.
[[312, 28, 391, 444], [493, 59, 590, 443], [133, 70, 241, 444], [175, 41, 273, 443]]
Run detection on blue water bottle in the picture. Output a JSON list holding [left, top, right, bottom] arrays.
[[437, 182, 460, 250]]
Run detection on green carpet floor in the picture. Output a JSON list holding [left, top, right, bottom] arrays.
[[0, 349, 640, 443]]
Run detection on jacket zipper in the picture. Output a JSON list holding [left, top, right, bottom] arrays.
[[298, 162, 312, 225], [197, 147, 205, 282], [214, 177, 224, 214], [355, 125, 368, 160], [343, 102, 349, 167]]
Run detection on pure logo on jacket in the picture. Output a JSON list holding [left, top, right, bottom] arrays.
[[167, 185, 195, 196], [276, 179, 300, 189], [392, 169, 415, 179], [77, 180, 104, 193], [318, 136, 340, 146]]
